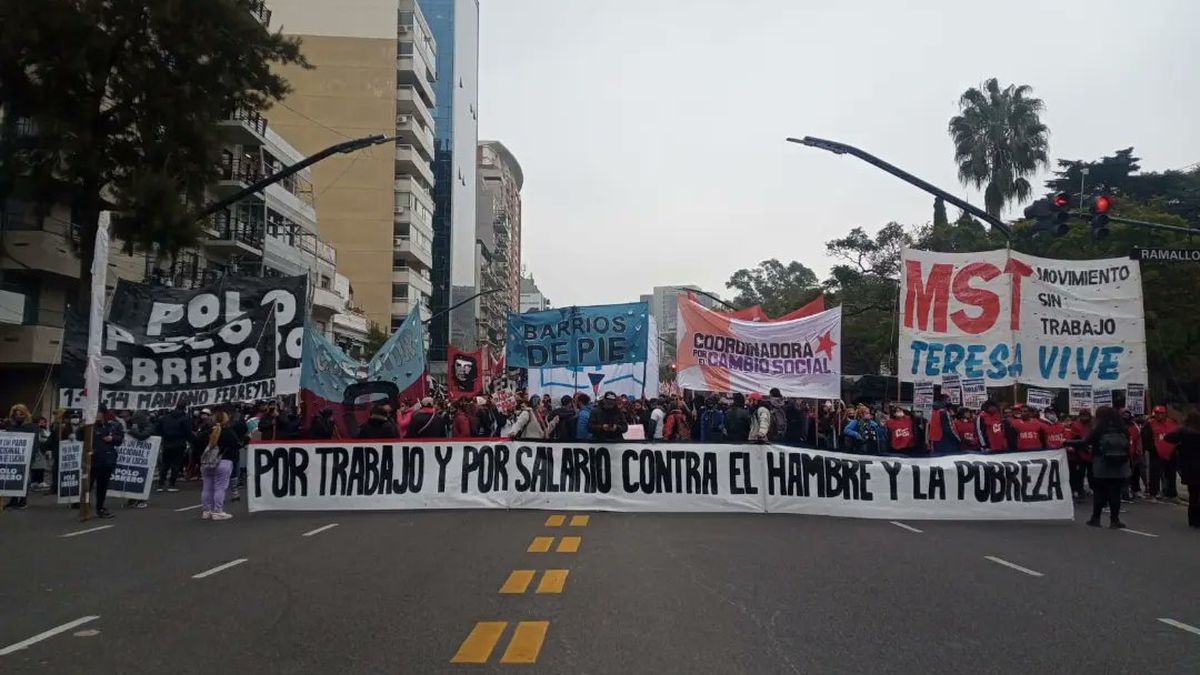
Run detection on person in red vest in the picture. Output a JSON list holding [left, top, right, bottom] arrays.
[[953, 409, 980, 451], [885, 406, 916, 453], [927, 395, 960, 454], [1006, 405, 1046, 451], [976, 401, 1009, 453], [1066, 410, 1094, 500], [1041, 409, 1068, 450], [1140, 405, 1180, 502]]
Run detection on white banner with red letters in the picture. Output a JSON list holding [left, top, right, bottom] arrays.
[[249, 441, 1071, 521], [898, 248, 1147, 389]]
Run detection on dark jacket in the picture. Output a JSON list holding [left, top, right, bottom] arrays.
[[357, 414, 400, 439], [724, 406, 752, 442], [698, 407, 726, 443], [257, 413, 286, 441], [128, 412, 154, 441], [93, 421, 125, 467], [588, 404, 628, 442], [1165, 426, 1200, 486], [308, 415, 336, 440], [157, 409, 192, 447], [549, 405, 577, 442], [216, 426, 242, 462], [407, 407, 446, 438], [1068, 421, 1131, 479]]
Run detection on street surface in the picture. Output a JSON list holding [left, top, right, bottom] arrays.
[[1, 486, 1197, 674]]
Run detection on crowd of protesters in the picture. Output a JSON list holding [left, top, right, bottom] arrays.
[[4, 388, 1198, 530]]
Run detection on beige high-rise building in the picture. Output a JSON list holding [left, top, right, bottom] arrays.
[[475, 141, 523, 346], [268, 0, 437, 332]]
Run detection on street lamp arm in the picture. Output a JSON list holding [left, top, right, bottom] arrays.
[[196, 134, 394, 221], [786, 136, 1013, 239]]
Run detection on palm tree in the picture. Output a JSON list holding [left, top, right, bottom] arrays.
[[949, 78, 1050, 217]]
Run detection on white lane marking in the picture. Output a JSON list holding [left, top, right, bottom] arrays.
[[175, 504, 203, 512], [888, 521, 923, 534], [191, 558, 248, 579], [1158, 618, 1200, 637], [302, 523, 339, 537], [59, 525, 113, 538], [1121, 528, 1159, 538], [0, 616, 99, 655], [984, 555, 1044, 577]]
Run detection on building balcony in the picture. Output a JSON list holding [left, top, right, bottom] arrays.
[[396, 84, 435, 123], [394, 267, 433, 297], [394, 176, 435, 212], [395, 143, 435, 189], [213, 155, 263, 196], [397, 47, 436, 104], [0, 323, 64, 365], [248, 0, 272, 25], [311, 286, 344, 319], [393, 234, 433, 269], [216, 109, 268, 146], [395, 114, 434, 161], [204, 215, 264, 258]]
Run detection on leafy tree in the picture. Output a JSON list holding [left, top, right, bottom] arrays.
[[364, 322, 391, 358], [1046, 147, 1200, 225], [725, 258, 820, 317], [948, 78, 1049, 217], [0, 0, 308, 306], [933, 197, 949, 228]]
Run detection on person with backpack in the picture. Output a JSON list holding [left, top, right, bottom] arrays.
[[662, 402, 691, 442], [748, 393, 772, 442], [724, 394, 751, 443], [549, 396, 577, 442], [698, 395, 726, 443], [1066, 406, 1131, 529]]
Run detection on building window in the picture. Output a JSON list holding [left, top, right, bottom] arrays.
[[2, 199, 43, 231], [0, 271, 41, 325], [319, 275, 332, 290], [392, 283, 409, 300], [399, 41, 414, 56]]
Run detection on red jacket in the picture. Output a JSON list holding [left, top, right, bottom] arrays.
[[886, 416, 916, 451], [953, 419, 980, 450], [977, 411, 1007, 452], [1042, 421, 1067, 449], [1009, 418, 1045, 451], [1146, 418, 1179, 460], [452, 410, 472, 438], [1067, 420, 1092, 461]]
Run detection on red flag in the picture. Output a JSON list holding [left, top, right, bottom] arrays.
[[447, 346, 483, 398], [775, 294, 825, 321], [713, 294, 825, 322]]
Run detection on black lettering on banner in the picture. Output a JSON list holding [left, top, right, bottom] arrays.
[[912, 465, 927, 500], [729, 451, 759, 495], [330, 447, 350, 495], [317, 447, 332, 496], [594, 448, 612, 493], [435, 447, 453, 493], [883, 460, 902, 500], [764, 451, 785, 496], [954, 461, 975, 501], [515, 446, 533, 491], [788, 453, 803, 496], [802, 453, 823, 497], [1047, 460, 1064, 501], [927, 466, 945, 500], [622, 449, 637, 493], [381, 445, 395, 494]]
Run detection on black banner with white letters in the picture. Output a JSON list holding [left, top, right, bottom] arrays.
[[61, 304, 276, 410]]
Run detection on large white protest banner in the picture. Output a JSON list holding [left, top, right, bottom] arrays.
[[899, 248, 1147, 389], [57, 441, 83, 504], [249, 441, 1071, 521], [107, 437, 162, 500], [0, 432, 35, 498], [675, 296, 841, 398]]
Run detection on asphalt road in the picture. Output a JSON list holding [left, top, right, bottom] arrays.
[[1, 484, 1198, 674]]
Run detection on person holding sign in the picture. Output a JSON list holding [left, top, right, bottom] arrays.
[[3, 404, 40, 510], [91, 407, 125, 519], [1066, 406, 1131, 529]]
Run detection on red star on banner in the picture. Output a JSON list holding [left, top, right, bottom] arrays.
[[816, 330, 837, 359]]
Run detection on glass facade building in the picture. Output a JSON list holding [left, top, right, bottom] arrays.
[[418, 0, 479, 362]]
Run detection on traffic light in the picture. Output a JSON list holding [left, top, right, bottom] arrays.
[[1024, 192, 1072, 236], [1089, 194, 1113, 239]]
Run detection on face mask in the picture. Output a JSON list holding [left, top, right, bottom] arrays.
[[1045, 414, 1058, 423]]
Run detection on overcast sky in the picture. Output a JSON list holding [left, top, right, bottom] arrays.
[[477, 0, 1199, 308]]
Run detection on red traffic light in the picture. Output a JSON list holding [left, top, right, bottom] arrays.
[[1052, 192, 1070, 208], [1092, 195, 1113, 213]]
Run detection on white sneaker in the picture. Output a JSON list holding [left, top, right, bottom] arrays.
[[211, 512, 233, 521], [201, 511, 212, 520]]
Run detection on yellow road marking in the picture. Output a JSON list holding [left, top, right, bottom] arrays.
[[450, 621, 507, 663], [569, 514, 590, 527], [556, 536, 581, 553], [500, 570, 535, 594], [536, 569, 569, 594], [544, 514, 566, 527], [528, 536, 554, 553], [500, 621, 549, 664]]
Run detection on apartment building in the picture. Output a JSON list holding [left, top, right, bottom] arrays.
[[268, 0, 438, 334], [475, 140, 523, 346]]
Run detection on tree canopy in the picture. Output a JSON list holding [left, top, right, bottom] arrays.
[[0, 0, 308, 303], [725, 258, 820, 317]]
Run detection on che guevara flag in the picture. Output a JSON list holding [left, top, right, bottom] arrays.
[[674, 296, 842, 398]]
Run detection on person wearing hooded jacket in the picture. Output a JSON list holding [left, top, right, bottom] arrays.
[[357, 405, 400, 439], [588, 392, 628, 442], [91, 408, 125, 519], [1066, 406, 1131, 529]]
